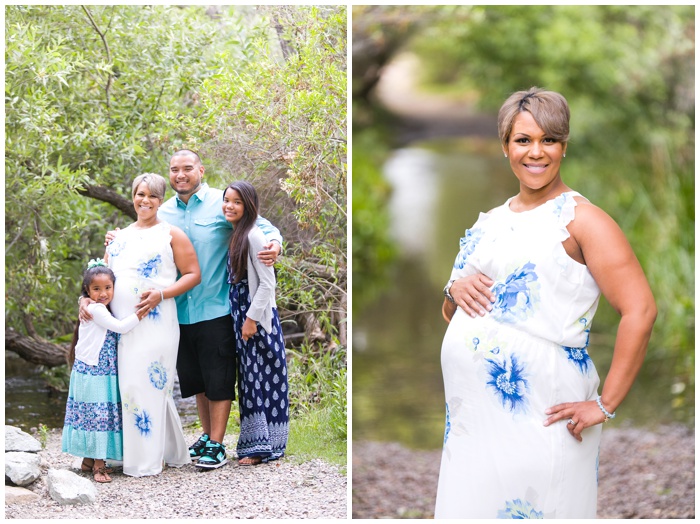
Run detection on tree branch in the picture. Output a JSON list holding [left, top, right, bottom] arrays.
[[272, 15, 296, 61], [82, 6, 113, 111], [78, 184, 136, 220]]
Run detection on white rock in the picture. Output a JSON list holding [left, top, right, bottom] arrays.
[[5, 485, 41, 504], [5, 451, 41, 486], [5, 425, 42, 453], [47, 469, 96, 505]]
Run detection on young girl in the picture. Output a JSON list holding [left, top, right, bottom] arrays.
[[222, 181, 289, 466], [62, 259, 147, 483]]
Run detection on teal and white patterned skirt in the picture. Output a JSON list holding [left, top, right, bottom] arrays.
[[62, 330, 123, 461]]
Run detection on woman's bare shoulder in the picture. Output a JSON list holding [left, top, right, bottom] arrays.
[[570, 197, 628, 245]]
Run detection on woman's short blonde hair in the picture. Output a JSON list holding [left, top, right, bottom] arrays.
[[498, 87, 570, 149], [132, 173, 167, 201]]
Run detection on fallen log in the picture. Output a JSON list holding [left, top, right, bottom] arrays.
[[5, 329, 68, 368]]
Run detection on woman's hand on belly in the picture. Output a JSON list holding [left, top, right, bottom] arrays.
[[451, 273, 495, 318]]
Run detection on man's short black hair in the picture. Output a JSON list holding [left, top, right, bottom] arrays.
[[171, 149, 202, 165]]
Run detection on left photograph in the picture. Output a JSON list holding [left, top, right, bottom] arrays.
[[5, 5, 347, 518]]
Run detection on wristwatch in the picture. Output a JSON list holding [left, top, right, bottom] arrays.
[[443, 279, 456, 304]]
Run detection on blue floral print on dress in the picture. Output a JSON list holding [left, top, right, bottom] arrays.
[[107, 239, 126, 258], [134, 409, 152, 436], [444, 403, 451, 444], [497, 499, 544, 519], [552, 193, 568, 218], [148, 361, 167, 390], [147, 305, 161, 321], [137, 254, 162, 279], [454, 228, 484, 269], [485, 353, 529, 413], [491, 262, 540, 323], [562, 344, 592, 374]]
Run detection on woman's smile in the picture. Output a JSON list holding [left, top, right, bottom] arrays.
[[523, 163, 548, 174]]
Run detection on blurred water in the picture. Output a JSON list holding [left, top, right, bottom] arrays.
[[352, 138, 687, 450], [5, 351, 199, 433], [353, 140, 517, 449]]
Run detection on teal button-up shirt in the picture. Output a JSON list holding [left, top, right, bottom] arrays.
[[158, 183, 282, 325]]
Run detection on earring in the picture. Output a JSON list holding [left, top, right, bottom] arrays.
[[563, 153, 566, 158], [504, 153, 507, 157]]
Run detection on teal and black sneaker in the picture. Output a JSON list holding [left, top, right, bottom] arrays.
[[189, 433, 210, 462], [195, 440, 228, 469]]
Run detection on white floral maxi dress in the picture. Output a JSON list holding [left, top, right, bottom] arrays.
[[107, 222, 190, 477], [435, 192, 603, 519]]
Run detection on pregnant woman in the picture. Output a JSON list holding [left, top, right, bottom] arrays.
[[435, 87, 656, 518]]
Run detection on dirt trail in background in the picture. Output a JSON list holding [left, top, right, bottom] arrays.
[[373, 53, 498, 144]]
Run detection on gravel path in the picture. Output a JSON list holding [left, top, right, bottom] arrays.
[[6, 427, 347, 519], [352, 424, 694, 519]]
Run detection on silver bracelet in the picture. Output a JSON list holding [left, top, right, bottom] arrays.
[[596, 395, 616, 421], [159, 290, 164, 302]]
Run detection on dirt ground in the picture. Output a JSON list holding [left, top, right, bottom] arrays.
[[352, 424, 694, 519]]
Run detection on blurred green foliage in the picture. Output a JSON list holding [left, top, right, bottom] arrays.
[[351, 124, 397, 309], [352, 5, 694, 417]]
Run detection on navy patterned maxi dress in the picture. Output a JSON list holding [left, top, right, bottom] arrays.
[[230, 275, 289, 461], [435, 192, 603, 519]]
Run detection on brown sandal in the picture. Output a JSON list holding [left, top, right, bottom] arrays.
[[92, 465, 112, 483], [238, 456, 263, 466], [81, 458, 113, 474]]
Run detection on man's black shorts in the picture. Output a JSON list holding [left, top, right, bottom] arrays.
[[177, 315, 237, 401]]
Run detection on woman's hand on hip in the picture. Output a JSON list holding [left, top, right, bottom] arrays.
[[451, 273, 495, 318], [543, 400, 607, 442]]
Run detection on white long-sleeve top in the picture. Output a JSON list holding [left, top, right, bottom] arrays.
[[75, 303, 139, 365], [244, 225, 277, 334]]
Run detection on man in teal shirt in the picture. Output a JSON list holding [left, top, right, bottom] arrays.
[[158, 149, 282, 469]]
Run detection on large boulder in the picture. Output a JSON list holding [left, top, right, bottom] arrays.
[[5, 452, 41, 486], [47, 469, 96, 505], [5, 425, 42, 453]]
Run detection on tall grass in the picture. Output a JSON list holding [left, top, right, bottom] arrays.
[[222, 342, 347, 467]]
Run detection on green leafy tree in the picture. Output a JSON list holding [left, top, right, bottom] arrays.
[[167, 6, 348, 349], [5, 5, 225, 361], [5, 5, 347, 362]]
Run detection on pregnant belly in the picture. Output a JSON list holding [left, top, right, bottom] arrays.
[[110, 278, 141, 320], [441, 307, 600, 410]]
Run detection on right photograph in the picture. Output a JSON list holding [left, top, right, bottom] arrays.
[[351, 5, 694, 520]]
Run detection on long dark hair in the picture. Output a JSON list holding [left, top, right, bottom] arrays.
[[68, 265, 116, 367], [224, 181, 259, 284]]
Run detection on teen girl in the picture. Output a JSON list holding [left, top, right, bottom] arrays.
[[222, 181, 289, 465], [62, 259, 147, 482]]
